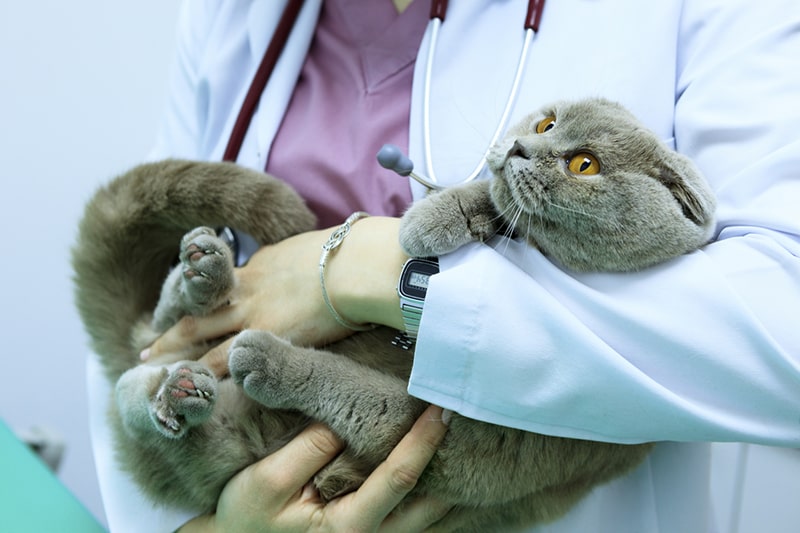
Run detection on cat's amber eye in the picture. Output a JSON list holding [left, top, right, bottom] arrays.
[[535, 116, 556, 134], [566, 153, 601, 175]]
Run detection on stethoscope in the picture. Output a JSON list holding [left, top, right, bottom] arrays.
[[223, 0, 546, 192]]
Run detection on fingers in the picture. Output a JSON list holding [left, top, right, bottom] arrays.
[[143, 305, 242, 360], [252, 423, 345, 501], [194, 424, 343, 533], [197, 337, 234, 378], [381, 495, 452, 533], [353, 404, 450, 528]]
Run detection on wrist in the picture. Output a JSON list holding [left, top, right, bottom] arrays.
[[324, 216, 408, 331], [396, 256, 439, 344]]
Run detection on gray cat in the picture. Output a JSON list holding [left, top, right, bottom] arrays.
[[73, 98, 715, 532]]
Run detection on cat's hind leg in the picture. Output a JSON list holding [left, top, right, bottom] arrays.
[[152, 227, 235, 331], [227, 331, 370, 498], [116, 361, 217, 439], [152, 362, 216, 437], [229, 330, 426, 466], [176, 227, 235, 313], [229, 330, 424, 500], [227, 330, 318, 412]]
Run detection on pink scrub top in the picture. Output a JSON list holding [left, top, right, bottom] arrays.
[[265, 0, 429, 228]]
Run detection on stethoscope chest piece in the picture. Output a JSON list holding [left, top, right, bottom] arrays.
[[377, 144, 445, 191]]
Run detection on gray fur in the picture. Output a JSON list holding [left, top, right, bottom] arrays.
[[73, 99, 714, 532]]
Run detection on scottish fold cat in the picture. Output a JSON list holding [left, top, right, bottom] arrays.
[[74, 98, 715, 531]]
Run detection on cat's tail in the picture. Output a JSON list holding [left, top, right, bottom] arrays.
[[72, 159, 316, 382]]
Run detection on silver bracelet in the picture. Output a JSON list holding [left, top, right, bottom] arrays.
[[319, 212, 375, 331]]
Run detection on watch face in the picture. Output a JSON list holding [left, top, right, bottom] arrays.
[[399, 258, 439, 300]]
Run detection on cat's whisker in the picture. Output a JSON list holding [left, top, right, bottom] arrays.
[[491, 204, 513, 228], [484, 200, 516, 243], [525, 210, 534, 242], [508, 206, 523, 238], [491, 204, 524, 257], [526, 211, 542, 261]]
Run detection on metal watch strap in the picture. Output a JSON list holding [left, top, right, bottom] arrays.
[[399, 302, 424, 341]]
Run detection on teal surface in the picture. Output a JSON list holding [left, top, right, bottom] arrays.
[[0, 419, 106, 532]]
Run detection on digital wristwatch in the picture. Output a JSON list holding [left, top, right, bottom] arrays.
[[395, 257, 440, 349]]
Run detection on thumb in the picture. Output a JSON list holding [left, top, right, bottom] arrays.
[[252, 423, 344, 498]]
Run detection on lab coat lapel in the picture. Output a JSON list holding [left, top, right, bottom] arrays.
[[243, 0, 322, 169]]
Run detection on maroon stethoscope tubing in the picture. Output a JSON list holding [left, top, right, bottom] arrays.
[[430, 0, 544, 30], [223, 0, 305, 162], [526, 0, 545, 31], [224, 0, 545, 163]]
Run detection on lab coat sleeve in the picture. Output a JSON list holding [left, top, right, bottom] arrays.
[[408, 0, 800, 447]]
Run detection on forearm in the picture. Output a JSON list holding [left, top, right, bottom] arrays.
[[143, 216, 408, 360], [410, 234, 800, 446], [325, 216, 408, 333]]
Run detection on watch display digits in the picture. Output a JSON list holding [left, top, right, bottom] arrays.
[[407, 271, 431, 290]]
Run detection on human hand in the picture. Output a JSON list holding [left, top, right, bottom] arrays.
[[143, 217, 409, 367], [179, 404, 451, 532]]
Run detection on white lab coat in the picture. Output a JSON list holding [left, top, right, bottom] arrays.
[[88, 0, 800, 531]]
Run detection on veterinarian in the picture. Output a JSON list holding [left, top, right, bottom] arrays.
[[87, 0, 800, 531]]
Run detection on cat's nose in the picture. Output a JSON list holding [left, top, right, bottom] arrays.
[[506, 140, 532, 160]]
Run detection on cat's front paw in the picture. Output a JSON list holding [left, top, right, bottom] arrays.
[[179, 227, 235, 314], [229, 330, 297, 410], [151, 361, 216, 438], [400, 185, 496, 257], [399, 198, 467, 257]]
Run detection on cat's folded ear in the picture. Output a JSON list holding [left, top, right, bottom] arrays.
[[657, 152, 716, 229]]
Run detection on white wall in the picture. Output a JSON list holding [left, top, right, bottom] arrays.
[[1, 2, 799, 532], [0, 1, 181, 526]]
